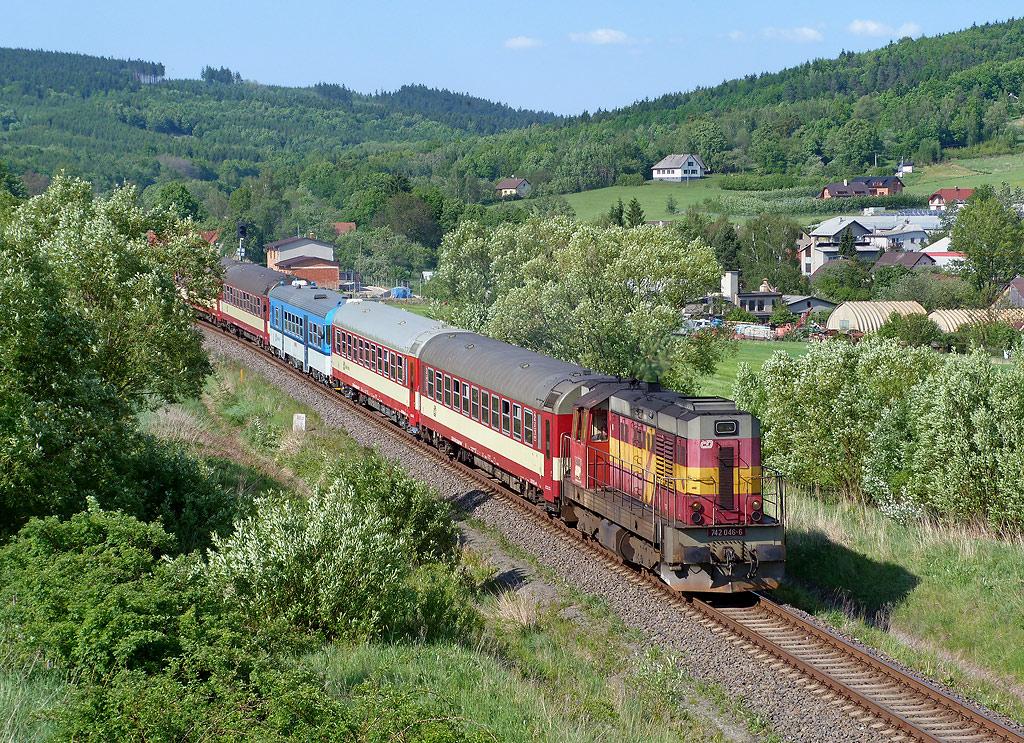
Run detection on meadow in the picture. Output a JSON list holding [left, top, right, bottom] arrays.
[[902, 153, 1024, 194], [698, 340, 808, 397]]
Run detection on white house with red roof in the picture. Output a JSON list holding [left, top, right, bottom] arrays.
[[928, 187, 974, 211]]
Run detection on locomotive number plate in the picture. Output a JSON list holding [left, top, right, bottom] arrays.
[[707, 527, 745, 538]]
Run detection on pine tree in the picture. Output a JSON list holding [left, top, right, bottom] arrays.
[[666, 194, 678, 215], [625, 198, 646, 228], [608, 198, 624, 226], [838, 227, 858, 260]]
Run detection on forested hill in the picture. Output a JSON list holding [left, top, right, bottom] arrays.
[[0, 47, 556, 189], [443, 18, 1024, 194]]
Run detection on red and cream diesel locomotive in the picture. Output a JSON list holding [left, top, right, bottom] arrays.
[[204, 260, 785, 593]]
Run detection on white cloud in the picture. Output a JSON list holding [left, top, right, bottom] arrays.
[[569, 28, 632, 45], [849, 19, 922, 38], [761, 26, 823, 42], [726, 30, 746, 42], [504, 35, 542, 50]]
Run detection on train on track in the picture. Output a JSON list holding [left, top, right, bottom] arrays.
[[197, 258, 786, 592]]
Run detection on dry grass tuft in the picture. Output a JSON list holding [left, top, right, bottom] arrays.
[[487, 591, 540, 629], [146, 405, 205, 446]]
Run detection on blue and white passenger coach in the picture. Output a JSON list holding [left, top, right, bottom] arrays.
[[268, 282, 345, 383]]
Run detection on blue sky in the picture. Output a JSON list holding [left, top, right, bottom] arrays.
[[1, 1, 1019, 114]]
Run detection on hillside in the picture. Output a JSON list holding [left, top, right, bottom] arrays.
[[0, 48, 557, 191]]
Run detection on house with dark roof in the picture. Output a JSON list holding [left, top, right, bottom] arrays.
[[798, 217, 880, 275], [871, 251, 936, 273], [652, 154, 708, 181], [820, 176, 904, 199], [928, 187, 974, 211], [819, 180, 871, 199], [265, 236, 340, 289], [495, 177, 531, 199]]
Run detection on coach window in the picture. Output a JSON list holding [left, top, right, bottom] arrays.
[[501, 400, 511, 435], [426, 369, 435, 399], [512, 403, 522, 440], [383, 349, 391, 378], [462, 383, 470, 415], [443, 375, 452, 407], [524, 409, 535, 446], [452, 379, 460, 408], [434, 372, 443, 402], [491, 395, 500, 429], [471, 387, 480, 420], [274, 307, 281, 328], [397, 356, 405, 384], [481, 391, 490, 425]]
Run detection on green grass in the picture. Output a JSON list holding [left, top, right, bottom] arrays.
[[699, 340, 808, 398], [902, 153, 1024, 195], [777, 491, 1024, 724], [0, 651, 66, 742]]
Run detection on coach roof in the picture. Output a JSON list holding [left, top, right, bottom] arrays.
[[333, 301, 455, 355], [221, 258, 287, 296], [269, 283, 345, 317], [419, 332, 612, 414]]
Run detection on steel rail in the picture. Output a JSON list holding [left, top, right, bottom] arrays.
[[202, 321, 1024, 743]]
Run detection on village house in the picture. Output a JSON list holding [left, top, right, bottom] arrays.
[[920, 236, 967, 268], [995, 275, 1024, 308], [495, 176, 531, 199], [928, 187, 974, 210], [265, 236, 341, 290], [871, 251, 936, 273], [651, 153, 708, 181], [895, 160, 914, 176], [718, 272, 835, 322], [798, 217, 879, 275], [819, 176, 904, 199]]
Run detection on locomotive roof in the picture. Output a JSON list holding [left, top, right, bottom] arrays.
[[269, 283, 346, 318], [419, 332, 613, 414], [609, 388, 745, 437], [220, 258, 287, 296], [332, 301, 455, 355]]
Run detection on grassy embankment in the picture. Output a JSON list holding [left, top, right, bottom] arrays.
[[3, 360, 762, 742]]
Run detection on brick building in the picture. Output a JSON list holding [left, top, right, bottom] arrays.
[[265, 236, 341, 290]]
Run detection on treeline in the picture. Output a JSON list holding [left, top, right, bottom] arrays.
[[0, 47, 164, 96]]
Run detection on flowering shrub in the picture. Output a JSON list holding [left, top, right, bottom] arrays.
[[736, 339, 1024, 528], [202, 455, 476, 642]]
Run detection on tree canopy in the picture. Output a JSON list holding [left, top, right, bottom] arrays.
[[428, 217, 725, 391]]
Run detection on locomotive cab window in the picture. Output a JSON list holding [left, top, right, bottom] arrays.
[[591, 408, 608, 442], [714, 420, 738, 436]]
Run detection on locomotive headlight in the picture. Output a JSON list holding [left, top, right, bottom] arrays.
[[750, 498, 762, 512], [751, 510, 763, 523], [691, 511, 704, 525], [691, 501, 704, 512]]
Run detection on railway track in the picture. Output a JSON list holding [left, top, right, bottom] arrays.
[[204, 323, 1024, 743]]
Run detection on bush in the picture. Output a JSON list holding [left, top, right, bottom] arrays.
[[0, 502, 187, 678], [615, 173, 644, 187], [725, 306, 758, 323], [769, 304, 797, 326], [717, 173, 814, 191], [201, 463, 477, 642], [947, 320, 1021, 355], [875, 313, 944, 347]]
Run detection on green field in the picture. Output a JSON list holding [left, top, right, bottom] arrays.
[[699, 340, 808, 398], [902, 153, 1024, 194]]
